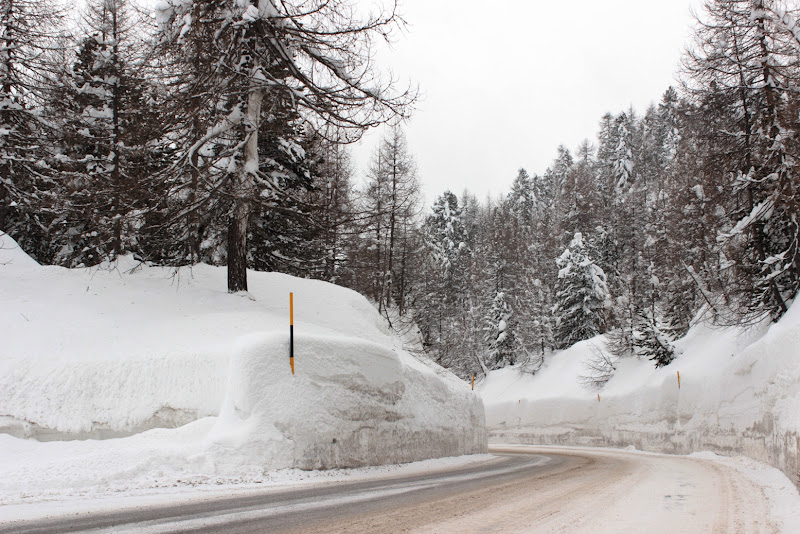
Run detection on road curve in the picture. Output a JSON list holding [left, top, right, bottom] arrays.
[[2, 445, 778, 534]]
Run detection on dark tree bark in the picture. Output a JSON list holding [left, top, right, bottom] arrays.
[[227, 201, 251, 293]]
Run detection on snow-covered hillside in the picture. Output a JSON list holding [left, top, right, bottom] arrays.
[[481, 302, 800, 486], [0, 232, 486, 498]]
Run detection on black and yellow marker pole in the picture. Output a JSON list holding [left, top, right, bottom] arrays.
[[290, 292, 295, 375]]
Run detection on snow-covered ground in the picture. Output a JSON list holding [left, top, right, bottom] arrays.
[[480, 298, 800, 491], [0, 232, 486, 504], [4, 222, 800, 529]]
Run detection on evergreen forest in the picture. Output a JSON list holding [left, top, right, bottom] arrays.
[[3, 0, 800, 383]]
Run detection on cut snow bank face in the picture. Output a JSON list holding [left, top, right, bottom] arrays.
[[209, 333, 485, 471], [481, 302, 800, 489], [0, 232, 486, 481]]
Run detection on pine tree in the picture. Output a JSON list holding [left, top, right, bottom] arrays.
[[484, 290, 519, 369], [633, 307, 676, 367], [553, 232, 612, 349], [248, 124, 317, 276]]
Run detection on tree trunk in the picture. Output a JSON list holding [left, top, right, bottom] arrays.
[[227, 77, 263, 293], [227, 200, 250, 292], [375, 193, 383, 310], [0, 0, 13, 233], [0, 183, 7, 232], [110, 4, 123, 257], [396, 232, 407, 315]]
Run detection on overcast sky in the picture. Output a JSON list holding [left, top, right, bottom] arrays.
[[351, 0, 704, 206]]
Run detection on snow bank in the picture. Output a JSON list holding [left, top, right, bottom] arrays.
[[0, 232, 486, 486], [481, 304, 800, 487], [208, 333, 484, 471]]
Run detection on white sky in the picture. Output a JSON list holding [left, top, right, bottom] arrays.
[[351, 0, 704, 205]]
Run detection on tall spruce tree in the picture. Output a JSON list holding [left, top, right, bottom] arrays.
[[553, 232, 612, 349], [418, 190, 471, 370], [483, 290, 519, 369]]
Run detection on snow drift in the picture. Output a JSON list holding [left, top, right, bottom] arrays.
[[0, 231, 486, 479], [480, 304, 800, 486]]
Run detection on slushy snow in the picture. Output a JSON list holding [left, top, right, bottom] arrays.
[[0, 232, 486, 503]]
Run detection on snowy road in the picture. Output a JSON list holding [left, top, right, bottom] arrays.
[[2, 446, 782, 533]]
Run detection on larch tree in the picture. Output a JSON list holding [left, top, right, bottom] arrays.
[[154, 0, 415, 293], [51, 0, 156, 266], [0, 0, 65, 260], [684, 0, 800, 321], [553, 232, 612, 349], [357, 124, 420, 314], [307, 137, 355, 283], [557, 140, 599, 245]]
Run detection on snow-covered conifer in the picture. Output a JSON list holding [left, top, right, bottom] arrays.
[[50, 0, 157, 266], [0, 0, 65, 260], [484, 290, 519, 369], [553, 232, 611, 349], [633, 308, 676, 367], [506, 168, 536, 226], [424, 190, 467, 279]]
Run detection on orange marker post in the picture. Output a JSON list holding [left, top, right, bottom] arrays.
[[677, 371, 680, 389], [471, 373, 476, 390], [289, 292, 295, 375]]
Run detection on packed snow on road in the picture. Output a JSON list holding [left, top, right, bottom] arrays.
[[479, 282, 800, 531]]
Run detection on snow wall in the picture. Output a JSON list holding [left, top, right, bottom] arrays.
[[209, 333, 486, 470], [0, 232, 486, 470], [481, 303, 800, 487]]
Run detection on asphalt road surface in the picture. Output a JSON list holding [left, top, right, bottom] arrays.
[[3, 446, 777, 533]]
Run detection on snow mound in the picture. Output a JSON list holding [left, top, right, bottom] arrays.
[[0, 244, 486, 482], [482, 303, 800, 487], [0, 232, 40, 272]]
